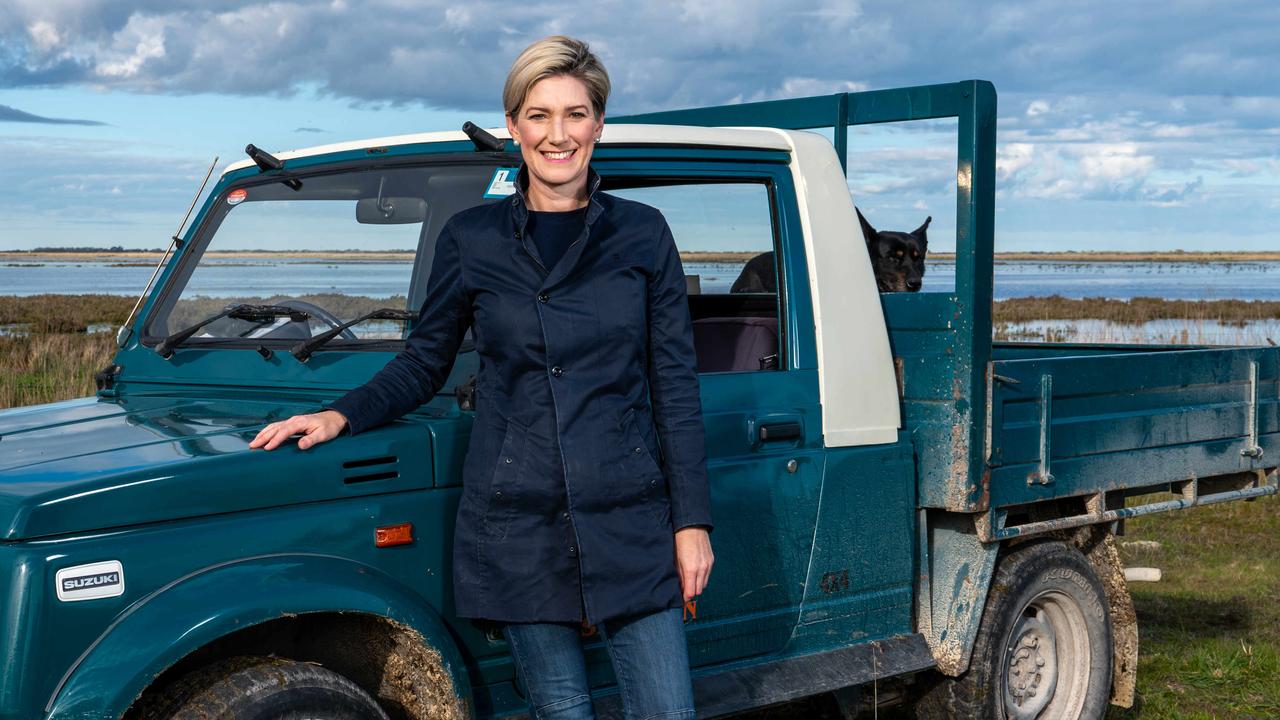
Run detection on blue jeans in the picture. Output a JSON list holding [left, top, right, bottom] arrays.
[[502, 607, 696, 720]]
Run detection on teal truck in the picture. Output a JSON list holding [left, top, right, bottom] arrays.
[[1, 81, 1275, 720]]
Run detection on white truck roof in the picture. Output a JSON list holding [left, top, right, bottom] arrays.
[[222, 124, 900, 447], [220, 125, 791, 176]]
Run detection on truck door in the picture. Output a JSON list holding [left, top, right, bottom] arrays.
[[607, 169, 823, 667]]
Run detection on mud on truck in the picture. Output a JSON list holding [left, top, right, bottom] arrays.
[[0, 80, 1275, 719]]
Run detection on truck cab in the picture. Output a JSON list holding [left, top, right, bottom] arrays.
[[1, 80, 1274, 720]]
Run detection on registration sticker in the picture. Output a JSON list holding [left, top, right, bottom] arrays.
[[226, 188, 248, 205], [483, 167, 520, 199]]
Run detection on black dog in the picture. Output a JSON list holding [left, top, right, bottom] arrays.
[[859, 208, 930, 293], [729, 207, 931, 293]]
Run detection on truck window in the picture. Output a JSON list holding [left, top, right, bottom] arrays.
[[608, 181, 782, 374], [144, 163, 500, 345]]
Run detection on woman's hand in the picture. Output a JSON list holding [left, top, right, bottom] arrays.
[[249, 410, 348, 451], [674, 526, 714, 602]]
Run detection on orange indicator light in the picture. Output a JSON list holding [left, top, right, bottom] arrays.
[[375, 523, 414, 547]]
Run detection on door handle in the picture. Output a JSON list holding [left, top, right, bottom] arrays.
[[758, 421, 802, 443]]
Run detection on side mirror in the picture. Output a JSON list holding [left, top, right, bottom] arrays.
[[356, 197, 428, 224]]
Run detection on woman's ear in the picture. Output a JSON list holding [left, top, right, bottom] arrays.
[[505, 113, 520, 144]]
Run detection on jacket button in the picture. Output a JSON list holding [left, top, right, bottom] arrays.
[[633, 447, 642, 454], [551, 366, 563, 377], [494, 490, 502, 498], [504, 457, 513, 464], [562, 511, 570, 519], [515, 230, 522, 239], [568, 545, 577, 556], [538, 293, 549, 303]]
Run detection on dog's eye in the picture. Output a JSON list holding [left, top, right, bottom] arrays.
[[895, 250, 904, 258]]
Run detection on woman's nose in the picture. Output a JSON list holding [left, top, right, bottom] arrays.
[[547, 116, 567, 144]]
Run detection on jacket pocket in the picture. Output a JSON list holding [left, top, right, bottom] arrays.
[[619, 408, 669, 523], [482, 419, 528, 540]]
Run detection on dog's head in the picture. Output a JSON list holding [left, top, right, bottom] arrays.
[[858, 208, 930, 292]]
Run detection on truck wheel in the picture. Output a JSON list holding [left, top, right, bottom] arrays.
[[915, 541, 1112, 719], [145, 655, 389, 720]]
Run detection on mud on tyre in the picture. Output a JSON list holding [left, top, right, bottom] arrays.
[[915, 541, 1113, 719]]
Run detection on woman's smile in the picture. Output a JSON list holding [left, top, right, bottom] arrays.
[[540, 148, 577, 162]]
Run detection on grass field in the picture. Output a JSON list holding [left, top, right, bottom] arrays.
[[3, 295, 1278, 718]]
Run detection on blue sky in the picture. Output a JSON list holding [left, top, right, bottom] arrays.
[[1, 0, 1277, 252]]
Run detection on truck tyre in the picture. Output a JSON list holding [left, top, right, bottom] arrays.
[[144, 655, 389, 720], [915, 541, 1113, 719]]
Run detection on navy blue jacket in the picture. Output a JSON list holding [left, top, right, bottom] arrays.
[[329, 165, 713, 624]]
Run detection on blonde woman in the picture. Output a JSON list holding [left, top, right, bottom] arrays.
[[252, 35, 713, 719]]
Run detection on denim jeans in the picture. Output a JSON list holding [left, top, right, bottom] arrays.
[[502, 607, 696, 720]]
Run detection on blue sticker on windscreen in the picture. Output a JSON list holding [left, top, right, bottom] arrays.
[[483, 167, 520, 199]]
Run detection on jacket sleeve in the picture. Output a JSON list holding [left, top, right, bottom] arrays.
[[647, 215, 714, 532], [327, 222, 473, 435]]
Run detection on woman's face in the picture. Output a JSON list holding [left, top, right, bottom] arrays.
[[506, 74, 603, 197]]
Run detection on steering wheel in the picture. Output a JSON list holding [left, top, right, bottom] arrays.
[[252, 299, 359, 341]]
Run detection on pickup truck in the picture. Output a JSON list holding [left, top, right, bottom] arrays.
[[1, 80, 1275, 720]]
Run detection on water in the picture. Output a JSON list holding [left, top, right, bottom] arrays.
[[7, 258, 1280, 300], [997, 318, 1280, 346], [922, 261, 1280, 301], [0, 258, 414, 298]]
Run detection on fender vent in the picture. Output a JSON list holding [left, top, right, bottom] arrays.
[[342, 456, 399, 484]]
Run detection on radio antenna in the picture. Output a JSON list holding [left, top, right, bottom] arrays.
[[116, 155, 219, 347]]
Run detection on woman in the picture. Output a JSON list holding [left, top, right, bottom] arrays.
[[250, 35, 714, 720]]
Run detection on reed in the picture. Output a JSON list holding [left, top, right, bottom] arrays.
[[994, 296, 1280, 326], [0, 332, 117, 410], [0, 294, 134, 333]]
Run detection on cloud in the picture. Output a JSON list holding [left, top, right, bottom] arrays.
[[0, 0, 1276, 251], [0, 103, 105, 125]]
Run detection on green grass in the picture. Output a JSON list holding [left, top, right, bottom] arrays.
[[1105, 497, 1280, 719], [0, 332, 118, 409]]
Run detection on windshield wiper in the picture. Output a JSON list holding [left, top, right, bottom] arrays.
[[156, 304, 310, 359], [291, 308, 416, 363]]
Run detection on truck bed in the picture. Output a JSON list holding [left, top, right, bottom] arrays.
[[982, 342, 1279, 540]]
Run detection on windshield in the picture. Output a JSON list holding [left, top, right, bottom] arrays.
[[145, 162, 504, 344]]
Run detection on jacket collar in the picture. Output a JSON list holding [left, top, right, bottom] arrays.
[[510, 162, 605, 235]]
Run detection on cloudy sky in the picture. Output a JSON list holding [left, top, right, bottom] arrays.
[[1, 0, 1277, 251]]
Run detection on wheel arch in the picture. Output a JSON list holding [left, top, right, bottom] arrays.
[[46, 553, 472, 720], [1053, 523, 1138, 709]]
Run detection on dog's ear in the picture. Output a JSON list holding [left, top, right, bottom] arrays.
[[912, 216, 932, 241], [856, 207, 878, 245]]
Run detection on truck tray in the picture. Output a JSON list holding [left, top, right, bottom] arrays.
[[983, 344, 1279, 539]]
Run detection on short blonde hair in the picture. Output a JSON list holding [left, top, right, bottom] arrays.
[[503, 35, 611, 118]]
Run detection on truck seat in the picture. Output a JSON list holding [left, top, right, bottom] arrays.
[[691, 316, 779, 373]]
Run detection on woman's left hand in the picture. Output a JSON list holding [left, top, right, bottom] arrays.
[[674, 526, 714, 602]]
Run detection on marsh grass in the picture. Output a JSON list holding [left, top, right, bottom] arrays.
[[0, 294, 133, 333], [994, 295, 1280, 326], [0, 332, 117, 409]]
